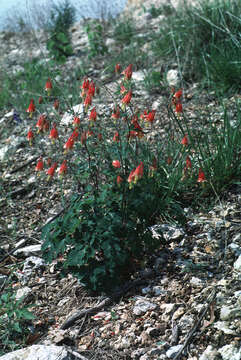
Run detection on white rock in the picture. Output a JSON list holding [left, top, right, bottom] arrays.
[[166, 69, 179, 87], [218, 344, 241, 360], [61, 103, 84, 126], [220, 306, 241, 321], [16, 286, 32, 300], [200, 345, 219, 360], [166, 345, 183, 359], [132, 71, 145, 82], [0, 345, 69, 360], [141, 286, 151, 294], [190, 277, 204, 287], [133, 299, 157, 315], [14, 245, 42, 257], [213, 321, 237, 335], [234, 255, 241, 271], [152, 286, 166, 296]]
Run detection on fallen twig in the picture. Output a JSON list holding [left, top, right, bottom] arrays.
[[173, 288, 217, 360]]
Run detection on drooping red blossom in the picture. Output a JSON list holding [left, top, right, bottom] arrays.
[[120, 84, 127, 94], [26, 99, 35, 118], [128, 169, 136, 185], [186, 156, 192, 169], [145, 110, 156, 124], [49, 123, 58, 143], [59, 160, 67, 176], [81, 77, 90, 97], [84, 93, 92, 111], [27, 128, 34, 146], [45, 78, 52, 96], [112, 105, 120, 119], [89, 107, 97, 122], [127, 130, 138, 140], [73, 116, 80, 126], [38, 96, 43, 104], [197, 168, 206, 183], [122, 64, 133, 80], [35, 157, 44, 172], [175, 103, 183, 114], [54, 99, 59, 110], [36, 114, 47, 133], [64, 136, 75, 152], [117, 175, 123, 185], [88, 81, 95, 97], [115, 63, 121, 74], [112, 160, 121, 168], [46, 162, 57, 180], [174, 89, 182, 100], [122, 90, 132, 106], [113, 131, 120, 142], [181, 134, 188, 146], [128, 162, 144, 187]]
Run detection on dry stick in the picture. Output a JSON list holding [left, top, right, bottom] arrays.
[[173, 288, 217, 360], [60, 278, 152, 330]]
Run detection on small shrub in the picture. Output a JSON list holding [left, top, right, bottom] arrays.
[[84, 20, 108, 58], [46, 0, 75, 62], [113, 19, 136, 45]]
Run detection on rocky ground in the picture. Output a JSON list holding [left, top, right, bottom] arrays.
[[0, 1, 241, 360]]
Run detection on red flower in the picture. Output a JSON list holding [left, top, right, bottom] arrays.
[[88, 81, 95, 97], [84, 93, 92, 111], [122, 64, 133, 80], [89, 107, 97, 122], [112, 160, 121, 168], [81, 77, 89, 97], [36, 114, 47, 133], [112, 105, 120, 119], [54, 99, 59, 110], [128, 162, 144, 187], [122, 90, 132, 106], [27, 128, 34, 146], [38, 96, 43, 104], [128, 169, 136, 185], [175, 103, 183, 113], [113, 131, 120, 142], [145, 110, 156, 124], [46, 162, 57, 180], [117, 175, 123, 185], [49, 123, 58, 143], [115, 63, 121, 74], [35, 157, 44, 172], [186, 156, 192, 169], [73, 116, 80, 126], [181, 134, 188, 146], [45, 78, 52, 96], [127, 130, 138, 140], [26, 99, 35, 118], [120, 84, 127, 94], [197, 168, 206, 183], [59, 160, 67, 176], [174, 89, 182, 100], [64, 136, 75, 152]]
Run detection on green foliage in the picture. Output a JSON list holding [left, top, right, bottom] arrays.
[[143, 70, 164, 93], [148, 3, 174, 18], [153, 0, 241, 93], [46, 0, 75, 62], [113, 19, 136, 45], [84, 21, 108, 58], [0, 289, 35, 355]]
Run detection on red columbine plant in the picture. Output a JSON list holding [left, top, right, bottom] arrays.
[[128, 162, 144, 188], [122, 64, 133, 80], [121, 90, 132, 109], [175, 103, 183, 114], [113, 131, 120, 142], [115, 63, 121, 74], [36, 114, 47, 133], [64, 136, 75, 153], [89, 107, 97, 123], [49, 123, 58, 144], [59, 160, 67, 177], [35, 157, 44, 174], [73, 116, 80, 126], [27, 127, 34, 146], [197, 168, 206, 183], [112, 160, 121, 168], [46, 162, 57, 181], [45, 78, 52, 96], [112, 105, 120, 120], [181, 134, 188, 146], [84, 93, 92, 112], [81, 77, 90, 98], [26, 99, 35, 118], [117, 175, 123, 185], [186, 156, 192, 169]]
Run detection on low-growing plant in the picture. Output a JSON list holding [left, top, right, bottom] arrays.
[[113, 19, 136, 45], [84, 20, 108, 58], [21, 63, 240, 294], [0, 288, 35, 355]]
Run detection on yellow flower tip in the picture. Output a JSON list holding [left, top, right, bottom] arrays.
[[29, 113, 33, 118]]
